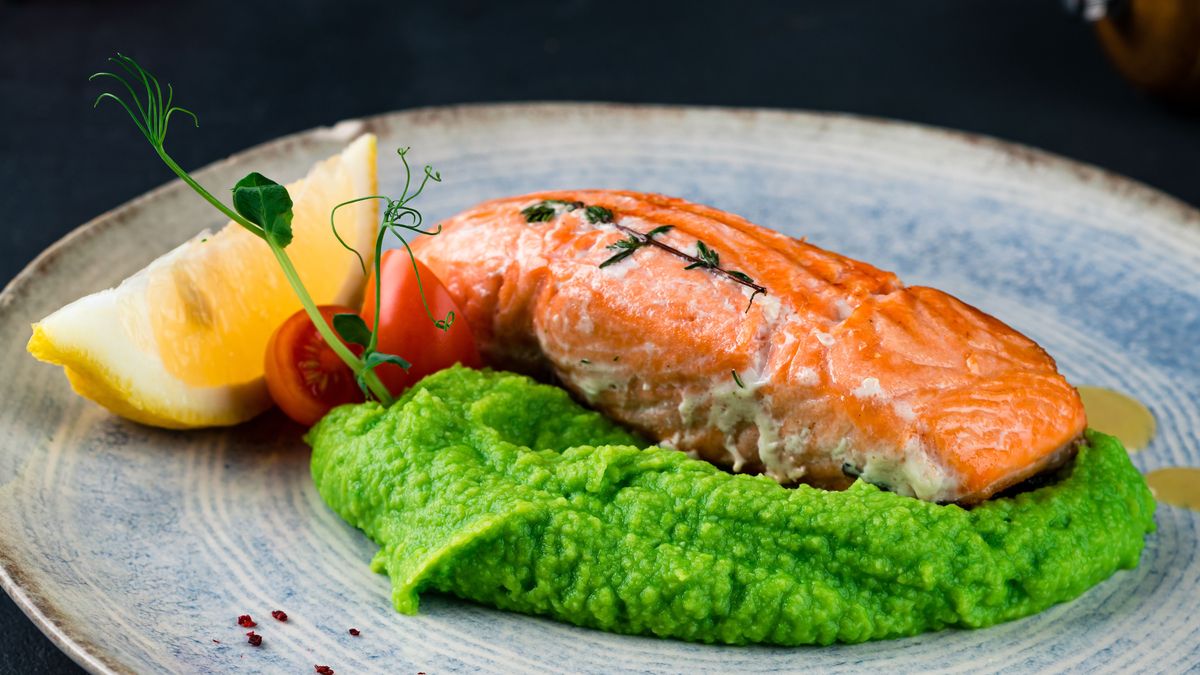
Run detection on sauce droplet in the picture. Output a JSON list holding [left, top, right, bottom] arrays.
[[1077, 386, 1156, 451], [1144, 467, 1200, 512]]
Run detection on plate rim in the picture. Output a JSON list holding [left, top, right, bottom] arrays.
[[2, 101, 1197, 674]]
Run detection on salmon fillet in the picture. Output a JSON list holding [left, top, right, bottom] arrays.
[[412, 191, 1087, 503]]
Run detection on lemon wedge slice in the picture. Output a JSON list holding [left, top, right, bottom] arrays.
[[28, 134, 378, 428]]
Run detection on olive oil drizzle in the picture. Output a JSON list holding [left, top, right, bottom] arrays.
[[1144, 468, 1200, 512], [1075, 386, 1198, 511], [1077, 385, 1156, 452]]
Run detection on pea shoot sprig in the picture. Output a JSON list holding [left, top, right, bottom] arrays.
[[91, 54, 445, 406], [327, 148, 454, 394]]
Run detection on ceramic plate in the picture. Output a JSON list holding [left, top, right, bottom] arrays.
[[1, 104, 1197, 674]]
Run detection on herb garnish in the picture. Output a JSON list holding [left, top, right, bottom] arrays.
[[731, 370, 745, 388], [526, 196, 768, 309], [583, 205, 613, 224], [685, 240, 719, 270], [605, 223, 768, 310], [91, 54, 446, 406], [521, 199, 583, 222], [599, 225, 674, 268], [326, 147, 455, 394]]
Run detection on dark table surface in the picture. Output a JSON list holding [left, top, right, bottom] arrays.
[[2, 0, 1198, 671]]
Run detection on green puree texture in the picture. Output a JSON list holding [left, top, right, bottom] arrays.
[[308, 366, 1156, 645]]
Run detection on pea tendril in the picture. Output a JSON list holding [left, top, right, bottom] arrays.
[[329, 149, 455, 384]]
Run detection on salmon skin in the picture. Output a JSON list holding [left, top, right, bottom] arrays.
[[412, 191, 1086, 504]]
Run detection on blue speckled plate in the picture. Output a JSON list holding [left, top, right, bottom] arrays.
[[1, 104, 1197, 673]]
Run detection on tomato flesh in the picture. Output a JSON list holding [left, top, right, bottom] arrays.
[[264, 305, 364, 426], [360, 251, 481, 394]]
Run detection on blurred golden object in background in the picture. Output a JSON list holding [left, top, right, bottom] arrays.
[[1094, 0, 1200, 105]]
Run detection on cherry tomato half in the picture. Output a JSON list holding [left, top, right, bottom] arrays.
[[264, 305, 365, 426], [360, 250, 481, 394]]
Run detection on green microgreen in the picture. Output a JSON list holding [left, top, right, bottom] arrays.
[[332, 313, 372, 349], [90, 54, 197, 151], [91, 54, 450, 407], [327, 147, 456, 393], [232, 173, 294, 247]]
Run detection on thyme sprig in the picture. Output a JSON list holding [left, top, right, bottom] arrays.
[[599, 225, 673, 268], [523, 198, 767, 309], [609, 223, 768, 310], [91, 54, 446, 406]]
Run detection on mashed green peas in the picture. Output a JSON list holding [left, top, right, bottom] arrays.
[[308, 366, 1155, 645]]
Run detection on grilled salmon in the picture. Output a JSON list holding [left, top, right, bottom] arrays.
[[412, 191, 1087, 503]]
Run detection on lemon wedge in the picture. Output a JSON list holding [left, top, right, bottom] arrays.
[[27, 134, 379, 428]]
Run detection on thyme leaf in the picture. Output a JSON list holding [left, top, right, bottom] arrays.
[[521, 203, 557, 222], [599, 225, 673, 268], [522, 199, 584, 222], [598, 247, 637, 268], [697, 240, 720, 267], [584, 205, 613, 224]]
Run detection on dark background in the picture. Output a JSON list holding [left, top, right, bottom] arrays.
[[1, 0, 1197, 671]]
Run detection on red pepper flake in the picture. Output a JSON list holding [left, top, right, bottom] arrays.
[[348, 628, 360, 636], [211, 639, 221, 644], [237, 614, 257, 628], [271, 610, 288, 622], [245, 631, 262, 647], [315, 666, 335, 675]]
